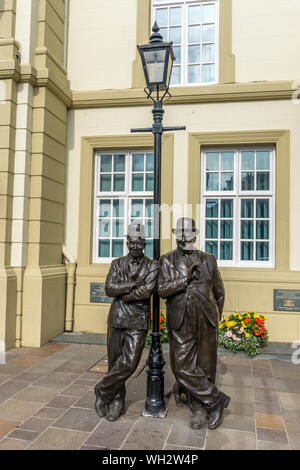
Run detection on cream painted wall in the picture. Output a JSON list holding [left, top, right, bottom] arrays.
[[65, 99, 300, 270], [67, 0, 137, 91], [232, 0, 300, 82]]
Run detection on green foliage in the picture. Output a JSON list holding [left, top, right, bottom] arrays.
[[146, 312, 168, 346]]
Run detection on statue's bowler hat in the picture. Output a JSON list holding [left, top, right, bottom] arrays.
[[172, 217, 199, 236]]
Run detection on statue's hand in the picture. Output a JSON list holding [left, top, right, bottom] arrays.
[[187, 263, 198, 283]]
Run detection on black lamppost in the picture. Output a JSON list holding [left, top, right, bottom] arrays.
[[131, 22, 185, 418]]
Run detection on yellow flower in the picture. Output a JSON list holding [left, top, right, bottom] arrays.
[[264, 315, 268, 320], [239, 315, 243, 320], [225, 317, 229, 321], [245, 333, 250, 338], [253, 309, 257, 314]]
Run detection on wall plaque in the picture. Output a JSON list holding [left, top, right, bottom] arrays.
[[90, 283, 112, 304], [274, 289, 300, 312]]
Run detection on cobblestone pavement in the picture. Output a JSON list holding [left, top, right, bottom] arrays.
[[0, 342, 299, 450]]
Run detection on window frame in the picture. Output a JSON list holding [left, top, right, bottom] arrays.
[[152, 0, 219, 87], [200, 146, 276, 268], [93, 150, 154, 264]]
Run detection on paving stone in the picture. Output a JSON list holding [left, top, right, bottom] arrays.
[[221, 412, 255, 432], [0, 418, 20, 438], [205, 429, 256, 450], [0, 399, 42, 421], [218, 385, 254, 403], [254, 388, 280, 404], [0, 438, 29, 450], [257, 427, 288, 444], [252, 359, 272, 368], [252, 376, 276, 390], [275, 378, 300, 394], [86, 418, 135, 449], [255, 413, 285, 430], [80, 371, 105, 381], [54, 361, 89, 374], [0, 380, 28, 404], [0, 364, 30, 376], [279, 392, 300, 411], [216, 373, 253, 388], [252, 368, 273, 378], [8, 355, 44, 366], [14, 372, 43, 383], [254, 401, 282, 415], [167, 420, 206, 448], [223, 364, 252, 376], [33, 372, 78, 389], [13, 386, 59, 404], [27, 428, 89, 450], [80, 444, 107, 450], [0, 375, 9, 385], [28, 359, 69, 374], [124, 400, 145, 420], [226, 400, 254, 417], [18, 417, 54, 433], [121, 418, 171, 450], [53, 407, 100, 432], [271, 361, 300, 379], [73, 391, 95, 410], [60, 384, 88, 397], [257, 440, 289, 450], [285, 422, 300, 444], [34, 407, 66, 420], [46, 395, 79, 409], [164, 444, 203, 451], [8, 429, 39, 442], [282, 409, 300, 424]]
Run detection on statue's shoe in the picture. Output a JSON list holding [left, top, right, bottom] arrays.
[[190, 407, 208, 430], [106, 400, 125, 422], [207, 392, 230, 430], [94, 388, 107, 418]]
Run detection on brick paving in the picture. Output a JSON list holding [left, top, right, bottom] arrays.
[[0, 342, 299, 450]]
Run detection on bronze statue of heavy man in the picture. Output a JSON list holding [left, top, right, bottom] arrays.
[[95, 223, 158, 422], [157, 217, 230, 430]]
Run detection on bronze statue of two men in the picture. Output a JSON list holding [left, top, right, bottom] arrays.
[[95, 218, 230, 430]]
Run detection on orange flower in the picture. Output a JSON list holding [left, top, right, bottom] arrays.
[[160, 315, 164, 323], [160, 325, 164, 330], [245, 318, 250, 324], [150, 313, 153, 319]]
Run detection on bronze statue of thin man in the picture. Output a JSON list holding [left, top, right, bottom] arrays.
[[157, 217, 230, 430], [94, 223, 158, 422]]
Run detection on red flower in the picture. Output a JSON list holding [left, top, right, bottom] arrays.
[[150, 313, 153, 319], [160, 316, 164, 323], [245, 318, 250, 324], [160, 325, 164, 330]]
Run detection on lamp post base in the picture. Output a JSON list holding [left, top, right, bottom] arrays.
[[141, 407, 168, 419]]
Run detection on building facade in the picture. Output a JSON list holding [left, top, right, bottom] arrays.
[[1, 0, 300, 349]]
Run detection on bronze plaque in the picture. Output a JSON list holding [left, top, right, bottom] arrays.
[[274, 289, 300, 312], [90, 283, 112, 304]]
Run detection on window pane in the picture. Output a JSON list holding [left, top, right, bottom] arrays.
[[188, 25, 201, 43], [257, 172, 270, 190], [203, 4, 215, 23], [203, 44, 215, 62], [220, 242, 233, 260], [170, 26, 181, 44], [206, 172, 219, 191], [206, 199, 218, 218], [100, 174, 111, 192], [203, 24, 215, 42], [170, 66, 181, 85], [100, 155, 112, 172], [145, 240, 153, 258], [156, 8, 168, 26], [146, 220, 152, 238], [188, 5, 201, 23], [131, 200, 143, 218], [99, 200, 111, 217], [206, 152, 219, 170], [256, 242, 269, 261], [206, 220, 218, 239], [221, 152, 234, 170], [132, 154, 144, 171], [220, 173, 233, 191], [173, 46, 181, 64], [241, 172, 254, 190], [257, 151, 270, 170], [241, 152, 255, 170], [114, 155, 125, 172], [241, 221, 254, 240], [256, 221, 269, 240], [221, 199, 233, 218], [113, 174, 125, 192], [188, 45, 200, 64], [113, 199, 124, 217], [112, 240, 123, 258], [160, 27, 168, 41], [241, 242, 254, 261], [220, 220, 233, 239], [132, 174, 144, 191], [256, 199, 269, 218], [113, 220, 124, 238], [146, 174, 154, 191], [99, 220, 110, 237], [202, 64, 215, 83], [146, 154, 154, 171], [146, 199, 153, 217], [99, 240, 110, 258], [188, 65, 200, 83], [206, 241, 218, 258], [241, 199, 254, 218], [170, 7, 181, 25]]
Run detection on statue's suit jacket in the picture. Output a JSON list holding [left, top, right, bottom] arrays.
[[105, 255, 158, 331], [157, 249, 225, 329]]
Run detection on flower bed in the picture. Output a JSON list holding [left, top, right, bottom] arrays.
[[146, 312, 168, 346], [218, 310, 269, 357]]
